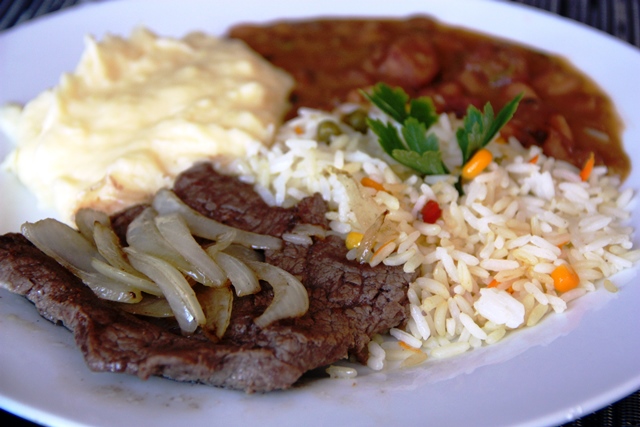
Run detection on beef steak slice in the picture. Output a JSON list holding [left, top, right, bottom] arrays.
[[0, 163, 417, 392]]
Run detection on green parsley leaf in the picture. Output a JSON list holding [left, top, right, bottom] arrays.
[[457, 93, 523, 164], [363, 83, 439, 128], [362, 83, 409, 123], [364, 83, 444, 174], [401, 118, 442, 156], [409, 97, 439, 129], [367, 118, 404, 157], [392, 149, 449, 175]]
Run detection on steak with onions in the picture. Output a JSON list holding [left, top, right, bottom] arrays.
[[0, 162, 416, 392]]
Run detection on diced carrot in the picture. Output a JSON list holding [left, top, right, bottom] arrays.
[[551, 264, 580, 292], [461, 148, 493, 180], [488, 278, 513, 293], [580, 152, 595, 182], [294, 125, 304, 135], [360, 177, 385, 192], [556, 240, 569, 249], [529, 154, 539, 164], [495, 136, 507, 144], [398, 341, 420, 352]]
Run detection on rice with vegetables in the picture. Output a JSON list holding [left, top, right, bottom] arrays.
[[216, 85, 639, 370]]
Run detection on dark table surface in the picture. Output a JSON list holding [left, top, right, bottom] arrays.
[[0, 1, 639, 426]]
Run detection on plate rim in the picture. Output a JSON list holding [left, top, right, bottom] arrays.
[[1, 1, 639, 426]]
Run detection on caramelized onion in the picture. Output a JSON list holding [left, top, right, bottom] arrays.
[[75, 270, 142, 303], [199, 286, 233, 341], [152, 189, 283, 250], [355, 211, 387, 263], [223, 244, 264, 262], [93, 222, 147, 278], [246, 260, 309, 328], [210, 251, 261, 296], [23, 219, 150, 302], [22, 191, 313, 332], [91, 258, 162, 296], [125, 248, 205, 333], [203, 230, 236, 256], [126, 207, 206, 283], [334, 172, 384, 231], [155, 213, 227, 287], [74, 207, 110, 245], [22, 219, 104, 273], [118, 296, 173, 317]]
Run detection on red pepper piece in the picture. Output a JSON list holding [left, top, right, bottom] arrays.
[[421, 199, 442, 224]]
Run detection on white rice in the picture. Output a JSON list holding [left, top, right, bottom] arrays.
[[218, 105, 639, 370]]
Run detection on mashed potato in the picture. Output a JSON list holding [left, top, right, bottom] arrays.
[[1, 28, 294, 223]]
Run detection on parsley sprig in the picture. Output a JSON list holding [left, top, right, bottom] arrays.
[[456, 94, 523, 164], [363, 84, 447, 175], [362, 83, 522, 176]]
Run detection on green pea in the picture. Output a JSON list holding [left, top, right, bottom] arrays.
[[342, 108, 369, 133], [316, 120, 342, 143]]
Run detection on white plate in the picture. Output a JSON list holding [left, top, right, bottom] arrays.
[[1, 1, 640, 426]]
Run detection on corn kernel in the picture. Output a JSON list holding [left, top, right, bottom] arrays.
[[345, 232, 364, 250]]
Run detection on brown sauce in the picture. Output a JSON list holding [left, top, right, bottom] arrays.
[[228, 16, 629, 179]]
